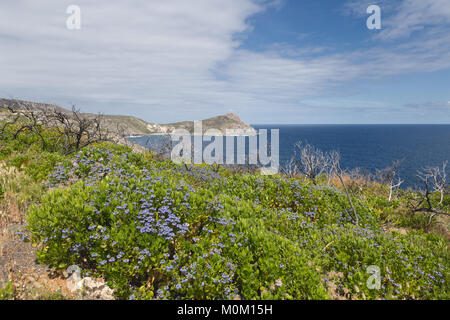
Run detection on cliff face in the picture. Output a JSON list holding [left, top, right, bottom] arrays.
[[147, 113, 256, 135], [0, 98, 255, 136], [0, 98, 153, 137]]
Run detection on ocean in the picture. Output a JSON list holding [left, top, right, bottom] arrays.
[[128, 124, 450, 189]]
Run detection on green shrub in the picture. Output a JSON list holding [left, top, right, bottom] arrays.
[[26, 147, 449, 300]]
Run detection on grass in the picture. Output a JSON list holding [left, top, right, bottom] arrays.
[[0, 279, 68, 300], [0, 280, 15, 300]]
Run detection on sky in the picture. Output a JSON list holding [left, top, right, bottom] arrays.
[[0, 0, 449, 124]]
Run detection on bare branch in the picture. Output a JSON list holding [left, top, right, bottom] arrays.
[[0, 99, 112, 154], [411, 169, 450, 226], [329, 150, 359, 226], [291, 141, 329, 185], [376, 159, 404, 202], [417, 161, 447, 205]]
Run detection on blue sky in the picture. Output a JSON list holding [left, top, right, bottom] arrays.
[[0, 0, 449, 124]]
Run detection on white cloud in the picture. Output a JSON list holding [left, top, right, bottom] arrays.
[[0, 0, 449, 124], [0, 0, 266, 120], [377, 0, 450, 40], [341, 0, 397, 17]]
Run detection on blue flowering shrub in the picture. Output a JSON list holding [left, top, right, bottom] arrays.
[[27, 148, 327, 299], [23, 144, 449, 300], [0, 120, 443, 300]]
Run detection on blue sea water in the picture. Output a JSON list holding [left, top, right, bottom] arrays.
[[254, 124, 450, 188], [129, 124, 450, 189]]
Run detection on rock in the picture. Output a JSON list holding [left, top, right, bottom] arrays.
[[77, 277, 115, 300]]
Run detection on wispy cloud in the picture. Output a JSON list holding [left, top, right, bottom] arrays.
[[343, 0, 450, 40], [0, 0, 269, 120], [377, 0, 450, 40], [341, 0, 397, 18], [0, 0, 448, 123], [403, 101, 450, 111]]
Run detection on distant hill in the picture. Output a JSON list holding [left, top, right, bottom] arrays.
[[0, 98, 153, 136], [0, 98, 255, 136], [147, 113, 256, 135]]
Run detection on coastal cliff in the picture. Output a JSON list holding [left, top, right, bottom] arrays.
[[0, 98, 255, 137], [146, 113, 256, 136]]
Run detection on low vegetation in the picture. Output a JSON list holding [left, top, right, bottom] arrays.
[[0, 112, 448, 300]]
